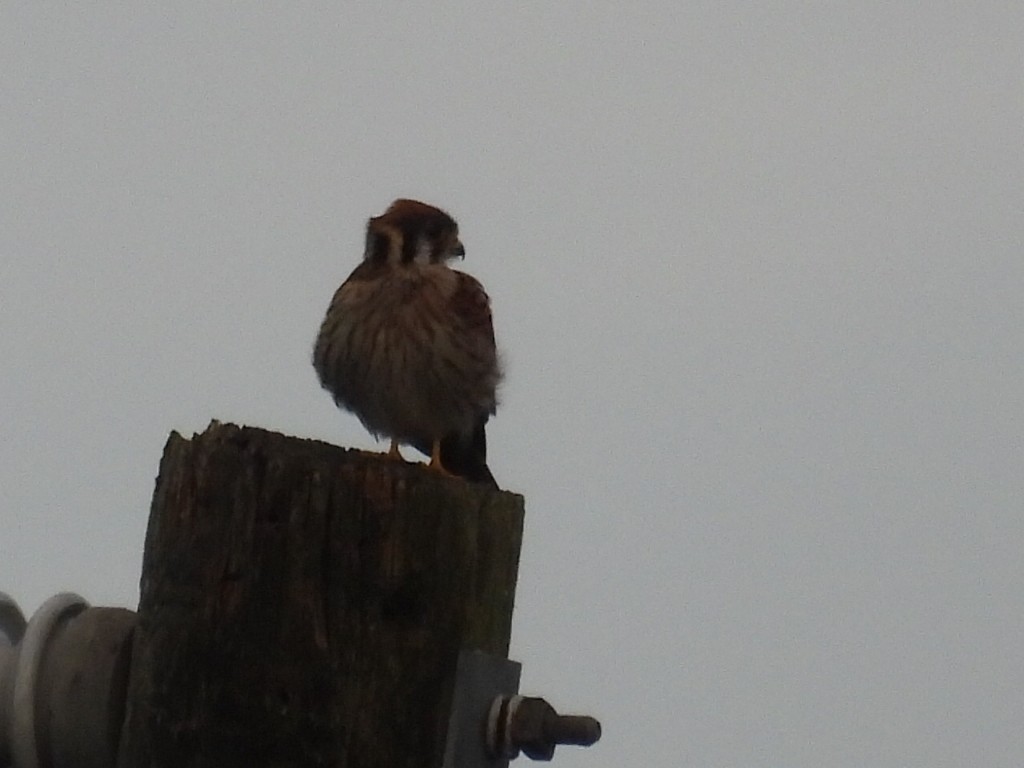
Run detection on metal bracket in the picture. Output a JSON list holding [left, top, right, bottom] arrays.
[[443, 650, 522, 768], [443, 650, 601, 766]]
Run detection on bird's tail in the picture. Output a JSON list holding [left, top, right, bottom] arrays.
[[415, 418, 498, 489], [442, 418, 498, 488]]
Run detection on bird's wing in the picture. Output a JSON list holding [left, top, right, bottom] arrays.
[[449, 270, 496, 355], [409, 270, 499, 487], [446, 272, 499, 486]]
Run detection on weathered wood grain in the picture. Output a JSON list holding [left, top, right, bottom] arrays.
[[118, 422, 524, 768]]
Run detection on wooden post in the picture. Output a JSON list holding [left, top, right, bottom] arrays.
[[117, 422, 524, 768]]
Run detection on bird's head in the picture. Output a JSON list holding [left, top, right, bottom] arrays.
[[364, 199, 465, 266]]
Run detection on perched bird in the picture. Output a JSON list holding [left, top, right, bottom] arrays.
[[313, 199, 501, 487]]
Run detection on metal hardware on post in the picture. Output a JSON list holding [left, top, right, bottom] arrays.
[[443, 650, 522, 768], [445, 649, 601, 767], [486, 695, 601, 762]]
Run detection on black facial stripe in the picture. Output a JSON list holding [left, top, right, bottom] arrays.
[[401, 231, 418, 263], [366, 230, 391, 263]]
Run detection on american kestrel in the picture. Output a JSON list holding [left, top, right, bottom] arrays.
[[313, 199, 501, 487]]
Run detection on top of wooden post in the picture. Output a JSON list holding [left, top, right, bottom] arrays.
[[120, 420, 525, 768]]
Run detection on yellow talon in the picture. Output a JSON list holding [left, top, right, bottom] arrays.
[[386, 439, 404, 461], [354, 440, 405, 462], [427, 440, 455, 477]]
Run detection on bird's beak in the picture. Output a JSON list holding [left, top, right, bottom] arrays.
[[451, 241, 466, 259]]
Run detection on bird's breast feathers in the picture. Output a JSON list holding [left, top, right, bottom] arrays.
[[315, 261, 499, 440], [336, 263, 490, 340]]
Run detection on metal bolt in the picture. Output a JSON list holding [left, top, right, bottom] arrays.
[[487, 695, 601, 761]]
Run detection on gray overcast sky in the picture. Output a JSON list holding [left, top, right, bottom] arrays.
[[2, 3, 1022, 766]]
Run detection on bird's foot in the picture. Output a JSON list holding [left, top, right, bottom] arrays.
[[426, 440, 457, 478], [354, 440, 407, 462]]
